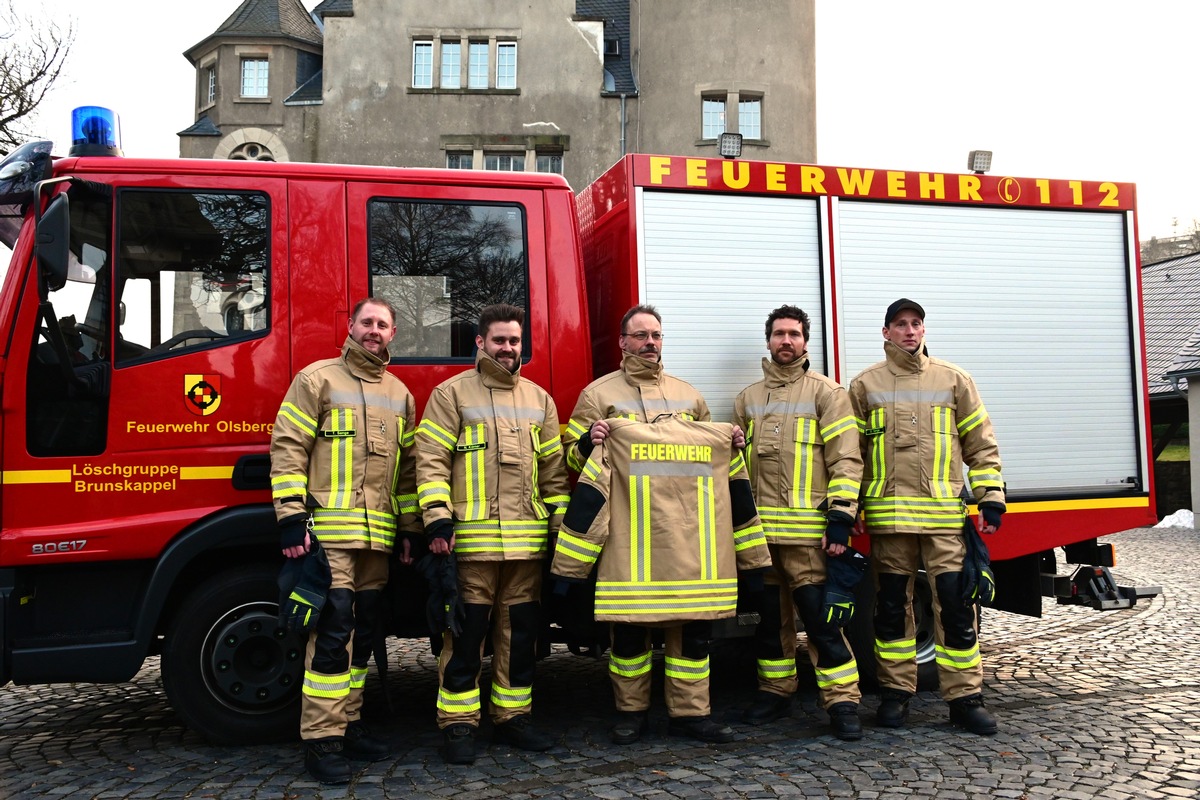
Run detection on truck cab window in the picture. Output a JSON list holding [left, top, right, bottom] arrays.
[[115, 190, 269, 364], [367, 199, 529, 360]]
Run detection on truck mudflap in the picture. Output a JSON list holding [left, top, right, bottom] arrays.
[[1043, 565, 1162, 611]]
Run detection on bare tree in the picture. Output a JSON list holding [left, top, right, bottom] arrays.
[[0, 1, 74, 152]]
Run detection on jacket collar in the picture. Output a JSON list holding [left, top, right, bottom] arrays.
[[761, 354, 809, 388], [341, 335, 389, 382], [884, 340, 929, 375], [620, 351, 664, 386], [476, 349, 521, 389]]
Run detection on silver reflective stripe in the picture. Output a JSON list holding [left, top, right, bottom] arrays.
[[628, 461, 714, 477], [461, 405, 546, 423], [866, 389, 954, 405], [361, 393, 408, 414], [610, 399, 699, 414], [744, 400, 817, 417]]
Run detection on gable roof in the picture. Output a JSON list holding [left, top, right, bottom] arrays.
[[313, 0, 353, 17], [187, 0, 322, 60], [1143, 250, 1200, 395]]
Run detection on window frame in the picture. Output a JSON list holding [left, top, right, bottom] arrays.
[[496, 42, 517, 90], [440, 41, 462, 89], [240, 57, 270, 97], [412, 40, 434, 89], [468, 41, 489, 89]]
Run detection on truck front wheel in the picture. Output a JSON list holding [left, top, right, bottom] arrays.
[[162, 565, 304, 743]]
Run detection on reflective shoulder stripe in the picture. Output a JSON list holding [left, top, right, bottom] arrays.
[[279, 402, 318, 437], [417, 418, 456, 450]]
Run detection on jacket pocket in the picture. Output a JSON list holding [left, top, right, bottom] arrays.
[[930, 406, 958, 498], [790, 416, 824, 507], [319, 408, 357, 508], [529, 423, 549, 519], [454, 423, 489, 521], [862, 407, 887, 498]]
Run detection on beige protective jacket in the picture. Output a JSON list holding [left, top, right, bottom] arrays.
[[733, 356, 863, 546], [848, 341, 1004, 535], [564, 352, 710, 472], [551, 418, 771, 623], [415, 351, 570, 561], [270, 336, 419, 551]]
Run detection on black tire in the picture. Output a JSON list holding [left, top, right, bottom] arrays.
[[848, 570, 939, 692], [161, 564, 304, 744]]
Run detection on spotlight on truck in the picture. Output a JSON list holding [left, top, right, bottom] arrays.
[[718, 132, 743, 159], [968, 149, 992, 174]]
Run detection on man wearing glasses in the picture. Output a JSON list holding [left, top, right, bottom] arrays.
[[564, 304, 749, 745]]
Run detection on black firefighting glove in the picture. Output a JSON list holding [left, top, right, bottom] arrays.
[[277, 538, 331, 634], [824, 510, 855, 548], [823, 547, 868, 627], [979, 502, 1004, 532], [279, 513, 309, 552], [962, 515, 997, 606], [426, 517, 455, 545]]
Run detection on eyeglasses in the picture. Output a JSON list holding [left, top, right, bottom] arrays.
[[621, 331, 664, 342]]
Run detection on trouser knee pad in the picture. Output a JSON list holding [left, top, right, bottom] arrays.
[[935, 572, 977, 650], [507, 601, 541, 686], [312, 587, 355, 674], [874, 573, 911, 642]]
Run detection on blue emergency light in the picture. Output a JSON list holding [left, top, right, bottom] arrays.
[[69, 106, 122, 157]]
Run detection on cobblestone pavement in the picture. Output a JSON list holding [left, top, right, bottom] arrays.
[[3, 526, 1198, 799]]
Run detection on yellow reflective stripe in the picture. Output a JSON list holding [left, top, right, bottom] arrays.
[[452, 519, 550, 557], [732, 521, 766, 551], [875, 638, 917, 661], [394, 492, 419, 514], [303, 670, 351, 698], [595, 580, 737, 616], [932, 406, 955, 499], [349, 666, 368, 689], [437, 687, 481, 713], [935, 643, 981, 670], [664, 655, 710, 681], [630, 474, 651, 582], [537, 437, 563, 457], [744, 419, 755, 482], [327, 408, 354, 508], [464, 425, 486, 520], [866, 408, 886, 497], [530, 425, 547, 519], [417, 419, 456, 450], [418, 480, 452, 507], [729, 451, 747, 477], [271, 474, 308, 499], [542, 494, 570, 512], [791, 418, 818, 508], [311, 507, 397, 547], [279, 402, 318, 437], [815, 658, 859, 688], [864, 496, 964, 529], [565, 418, 589, 440], [697, 475, 717, 580], [957, 405, 988, 435], [758, 506, 824, 540], [490, 683, 533, 708], [968, 468, 1003, 490], [820, 415, 857, 441], [555, 530, 602, 564], [609, 650, 653, 677], [827, 477, 860, 500], [582, 457, 602, 482], [757, 658, 798, 680]]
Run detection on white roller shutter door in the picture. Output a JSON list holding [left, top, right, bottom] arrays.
[[836, 201, 1139, 497], [637, 190, 823, 422]]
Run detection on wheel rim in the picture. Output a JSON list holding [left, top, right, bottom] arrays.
[[200, 601, 304, 714]]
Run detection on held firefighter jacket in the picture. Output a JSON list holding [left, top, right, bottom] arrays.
[[848, 341, 1004, 535], [270, 336, 420, 551], [733, 356, 863, 545], [564, 352, 711, 472], [415, 350, 570, 561], [551, 418, 771, 623]]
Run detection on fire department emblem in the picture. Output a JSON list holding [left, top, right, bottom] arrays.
[[184, 374, 222, 416]]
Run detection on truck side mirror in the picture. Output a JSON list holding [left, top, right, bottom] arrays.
[[36, 193, 70, 296]]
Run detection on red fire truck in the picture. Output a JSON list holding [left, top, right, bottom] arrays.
[[0, 112, 1157, 742]]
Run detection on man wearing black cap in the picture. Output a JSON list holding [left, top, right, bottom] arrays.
[[848, 299, 1005, 736]]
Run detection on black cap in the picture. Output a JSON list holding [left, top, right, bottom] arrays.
[[884, 298, 925, 326]]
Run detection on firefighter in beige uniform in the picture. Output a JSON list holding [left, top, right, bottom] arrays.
[[415, 304, 570, 764], [271, 298, 420, 784], [848, 299, 1005, 736], [551, 417, 771, 744], [733, 305, 865, 740]]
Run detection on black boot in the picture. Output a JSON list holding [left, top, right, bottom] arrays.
[[948, 694, 997, 736], [828, 702, 863, 741], [668, 715, 735, 744], [876, 688, 912, 728], [742, 690, 792, 725], [343, 720, 389, 761], [304, 738, 351, 784], [493, 714, 555, 752], [610, 711, 649, 745], [442, 724, 477, 764]]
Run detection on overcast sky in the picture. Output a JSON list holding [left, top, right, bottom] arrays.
[[25, 0, 1200, 242]]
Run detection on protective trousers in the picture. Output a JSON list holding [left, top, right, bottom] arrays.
[[871, 533, 982, 701], [610, 620, 713, 718], [301, 547, 389, 740], [436, 559, 541, 729], [752, 544, 860, 709]]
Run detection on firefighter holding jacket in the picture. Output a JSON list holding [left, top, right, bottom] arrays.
[[415, 303, 571, 765], [270, 297, 420, 784], [733, 304, 866, 740], [848, 298, 1005, 736]]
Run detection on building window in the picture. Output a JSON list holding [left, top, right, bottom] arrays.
[[468, 42, 488, 89], [535, 154, 562, 174], [701, 97, 726, 139], [206, 66, 216, 105], [413, 41, 433, 88], [739, 97, 762, 139], [230, 142, 275, 161], [497, 42, 517, 89], [446, 151, 473, 169], [441, 41, 461, 88], [484, 153, 525, 172], [240, 58, 269, 97]]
